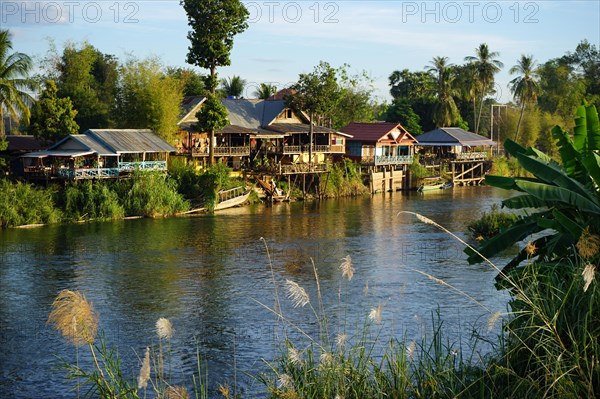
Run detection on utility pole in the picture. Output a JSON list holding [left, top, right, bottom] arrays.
[[490, 104, 507, 156]]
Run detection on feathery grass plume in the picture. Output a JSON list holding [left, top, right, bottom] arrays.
[[339, 255, 354, 281], [48, 290, 98, 347], [415, 213, 436, 225], [319, 352, 333, 368], [369, 304, 383, 324], [218, 384, 230, 398], [137, 347, 151, 390], [406, 340, 416, 360], [336, 333, 347, 349], [156, 317, 174, 340], [363, 281, 369, 296], [577, 226, 600, 259], [277, 373, 294, 390], [487, 310, 502, 332], [525, 241, 537, 257], [582, 263, 596, 292], [165, 385, 189, 399], [288, 346, 304, 366], [285, 280, 310, 308]]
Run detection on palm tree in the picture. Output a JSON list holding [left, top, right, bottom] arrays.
[[253, 83, 277, 99], [509, 54, 540, 143], [427, 56, 459, 127], [465, 43, 504, 133], [0, 30, 36, 136], [220, 75, 246, 98]]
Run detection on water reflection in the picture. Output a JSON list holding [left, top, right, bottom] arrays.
[[0, 187, 513, 397]]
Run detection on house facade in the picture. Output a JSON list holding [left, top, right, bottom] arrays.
[[177, 93, 351, 169], [340, 122, 416, 167], [21, 129, 175, 180]]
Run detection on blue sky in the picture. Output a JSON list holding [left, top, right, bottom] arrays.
[[3, 1, 599, 102]]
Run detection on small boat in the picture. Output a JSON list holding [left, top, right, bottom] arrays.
[[214, 187, 251, 211], [417, 177, 450, 192]]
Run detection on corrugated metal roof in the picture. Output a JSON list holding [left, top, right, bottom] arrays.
[[71, 135, 116, 155], [262, 100, 287, 125], [23, 150, 95, 158], [341, 122, 414, 143], [417, 128, 495, 146], [4, 135, 44, 152], [221, 99, 265, 130], [86, 129, 176, 153], [179, 96, 206, 124], [267, 123, 351, 137]]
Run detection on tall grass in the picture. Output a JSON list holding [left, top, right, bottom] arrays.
[[467, 204, 518, 240], [322, 159, 368, 197], [0, 179, 61, 227], [61, 180, 124, 221]]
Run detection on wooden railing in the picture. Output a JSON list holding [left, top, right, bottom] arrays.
[[455, 152, 488, 161], [118, 161, 168, 171], [192, 147, 209, 156], [214, 146, 250, 156], [280, 144, 343, 154], [375, 155, 413, 165], [57, 168, 120, 179], [218, 186, 245, 202], [282, 145, 302, 154]]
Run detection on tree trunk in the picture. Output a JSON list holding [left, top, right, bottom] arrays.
[[309, 111, 314, 166], [514, 102, 526, 144], [476, 90, 485, 134]]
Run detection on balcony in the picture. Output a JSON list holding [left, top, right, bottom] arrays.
[[454, 152, 488, 161], [281, 144, 344, 154], [375, 155, 413, 165], [118, 161, 168, 171]]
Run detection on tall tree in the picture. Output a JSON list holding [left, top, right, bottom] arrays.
[[220, 75, 246, 98], [51, 42, 118, 131], [253, 83, 277, 99], [181, 0, 248, 163], [0, 30, 36, 136], [509, 55, 540, 143], [181, 0, 248, 93], [330, 67, 378, 129], [166, 67, 206, 97], [29, 80, 79, 143], [384, 98, 423, 134], [427, 56, 460, 127], [465, 43, 504, 133], [117, 57, 183, 143], [287, 61, 342, 164]]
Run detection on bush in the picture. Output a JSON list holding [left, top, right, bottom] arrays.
[[323, 159, 368, 197], [61, 180, 124, 221], [116, 172, 189, 217], [467, 204, 518, 240]]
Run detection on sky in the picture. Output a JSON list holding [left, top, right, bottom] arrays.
[[2, 1, 599, 103]]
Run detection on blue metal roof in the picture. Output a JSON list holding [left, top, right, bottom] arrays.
[[417, 128, 495, 146]]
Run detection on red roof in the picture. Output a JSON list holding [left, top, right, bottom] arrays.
[[340, 122, 416, 144]]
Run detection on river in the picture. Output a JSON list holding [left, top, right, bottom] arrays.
[[0, 187, 514, 398]]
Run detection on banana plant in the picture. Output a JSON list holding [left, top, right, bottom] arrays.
[[466, 105, 600, 285]]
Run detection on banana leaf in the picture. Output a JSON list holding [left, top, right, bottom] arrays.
[[515, 152, 598, 203], [552, 125, 586, 183], [515, 180, 600, 214], [585, 104, 600, 151], [573, 105, 588, 152], [581, 152, 600, 188], [466, 216, 545, 264], [502, 194, 555, 209]]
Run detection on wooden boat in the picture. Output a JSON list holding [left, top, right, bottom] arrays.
[[214, 191, 251, 210], [417, 177, 449, 192]]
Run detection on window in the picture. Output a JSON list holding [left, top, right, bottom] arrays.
[[286, 109, 293, 118]]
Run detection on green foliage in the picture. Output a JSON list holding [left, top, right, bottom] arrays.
[[0, 179, 61, 227], [0, 29, 37, 134], [51, 42, 118, 131], [389, 68, 435, 100], [253, 83, 277, 99], [117, 172, 189, 217], [330, 67, 379, 129], [117, 57, 183, 143], [288, 61, 343, 123], [468, 105, 600, 285], [166, 66, 207, 96], [196, 162, 233, 209], [195, 93, 229, 133], [467, 204, 518, 240], [181, 0, 249, 91], [220, 75, 246, 98], [29, 80, 79, 143], [489, 155, 526, 177], [408, 154, 431, 178], [384, 98, 423, 134], [322, 159, 368, 197], [61, 180, 124, 221]]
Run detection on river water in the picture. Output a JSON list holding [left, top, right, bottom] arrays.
[[0, 187, 514, 398]]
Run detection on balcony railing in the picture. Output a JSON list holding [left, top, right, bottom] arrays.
[[280, 144, 342, 154], [57, 167, 121, 179], [191, 147, 209, 157], [214, 146, 250, 156], [375, 155, 413, 165], [118, 161, 168, 171], [455, 152, 488, 161]]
